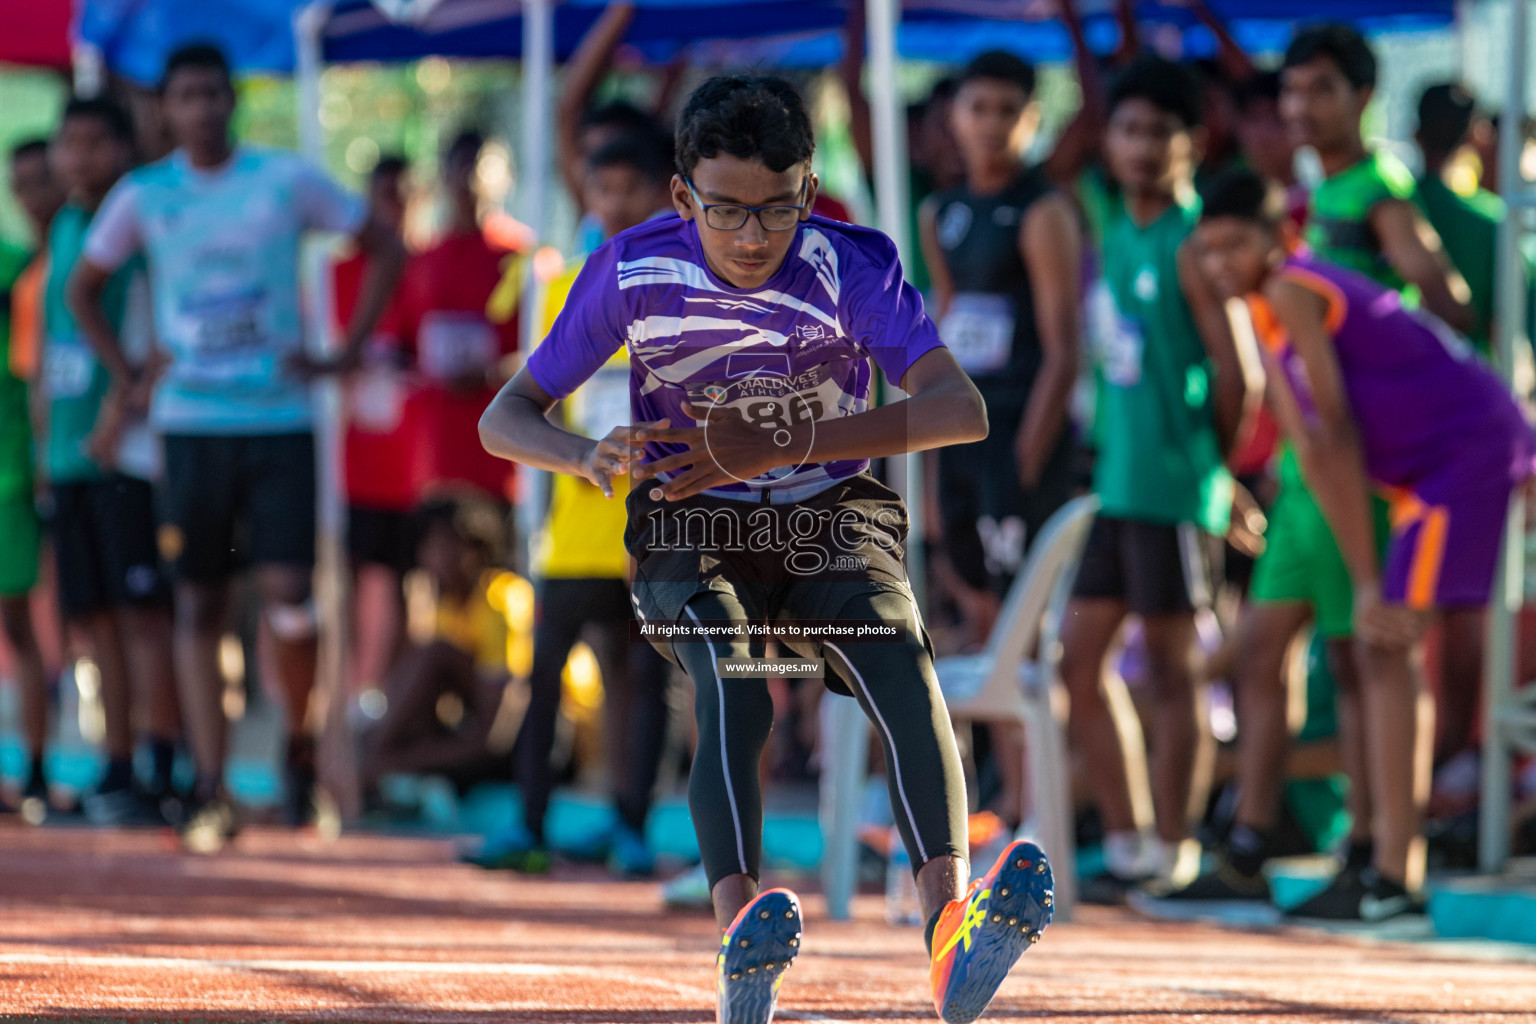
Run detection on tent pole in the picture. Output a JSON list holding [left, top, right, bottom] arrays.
[[823, 0, 912, 926], [1479, 0, 1530, 876], [295, 0, 355, 822], [517, 0, 554, 574], [863, 0, 924, 609]]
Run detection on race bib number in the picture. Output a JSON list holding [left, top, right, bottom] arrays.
[[350, 368, 406, 431], [175, 286, 273, 387], [941, 293, 1015, 375], [419, 311, 498, 380], [1088, 281, 1144, 387], [43, 338, 96, 400], [577, 363, 631, 439], [687, 362, 850, 432]]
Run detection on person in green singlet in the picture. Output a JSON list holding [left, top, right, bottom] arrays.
[[1058, 56, 1258, 897], [41, 97, 184, 827], [1, 139, 63, 821], [1154, 24, 1472, 922]]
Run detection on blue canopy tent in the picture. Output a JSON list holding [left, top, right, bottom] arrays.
[[80, 0, 1459, 83]]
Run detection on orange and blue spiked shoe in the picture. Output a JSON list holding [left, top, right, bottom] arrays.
[[929, 840, 1054, 1023]]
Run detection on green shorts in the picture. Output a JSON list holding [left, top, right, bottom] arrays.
[[1249, 479, 1389, 638], [0, 494, 40, 598]]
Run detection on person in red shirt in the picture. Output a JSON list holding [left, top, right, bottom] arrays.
[[397, 131, 522, 508], [334, 156, 414, 700]]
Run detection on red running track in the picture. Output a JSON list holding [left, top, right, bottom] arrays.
[[1, 825, 1532, 1022]]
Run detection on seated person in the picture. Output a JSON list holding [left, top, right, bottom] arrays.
[[360, 493, 530, 800]]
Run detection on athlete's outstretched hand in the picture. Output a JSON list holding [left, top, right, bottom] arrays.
[[581, 420, 659, 498], [633, 402, 797, 501], [1353, 586, 1425, 650]]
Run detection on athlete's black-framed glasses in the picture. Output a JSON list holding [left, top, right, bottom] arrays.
[[683, 177, 808, 232]]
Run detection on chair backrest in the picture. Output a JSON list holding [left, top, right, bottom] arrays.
[[979, 494, 1100, 697]]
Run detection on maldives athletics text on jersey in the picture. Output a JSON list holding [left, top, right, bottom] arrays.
[[527, 215, 944, 504]]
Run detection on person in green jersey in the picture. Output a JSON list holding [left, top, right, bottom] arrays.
[[1059, 56, 1258, 894], [1, 139, 63, 820], [42, 97, 184, 827]]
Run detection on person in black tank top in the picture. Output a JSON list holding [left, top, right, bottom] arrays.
[[919, 51, 1083, 646]]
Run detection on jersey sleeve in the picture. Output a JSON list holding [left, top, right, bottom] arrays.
[[525, 243, 626, 399], [292, 160, 367, 235], [843, 233, 944, 386], [82, 179, 144, 272]]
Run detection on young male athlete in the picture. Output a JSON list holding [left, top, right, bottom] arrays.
[[70, 44, 405, 848], [1059, 56, 1255, 894], [481, 74, 1054, 1024], [1194, 168, 1535, 914]]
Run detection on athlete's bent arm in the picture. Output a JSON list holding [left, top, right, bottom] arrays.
[[479, 367, 648, 499], [635, 348, 987, 501], [1015, 193, 1082, 486]]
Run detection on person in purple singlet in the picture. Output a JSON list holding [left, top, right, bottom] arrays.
[[1195, 168, 1536, 914]]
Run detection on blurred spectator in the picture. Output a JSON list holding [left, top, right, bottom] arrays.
[[1198, 168, 1532, 916], [919, 49, 1082, 828], [361, 493, 529, 802], [1059, 56, 1252, 895], [469, 133, 674, 879], [335, 156, 414, 704], [68, 43, 405, 851], [1415, 83, 1500, 356], [40, 96, 183, 826], [0, 139, 60, 819], [919, 51, 1081, 648], [902, 79, 962, 294], [397, 130, 522, 507], [555, 2, 674, 253], [1234, 71, 1307, 228]]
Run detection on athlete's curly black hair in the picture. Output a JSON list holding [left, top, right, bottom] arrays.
[[1108, 55, 1204, 130], [674, 74, 815, 178]]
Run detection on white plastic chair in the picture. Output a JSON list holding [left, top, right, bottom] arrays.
[[932, 493, 1099, 920], [819, 494, 1099, 921]]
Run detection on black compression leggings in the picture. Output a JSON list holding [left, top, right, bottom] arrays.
[[673, 588, 968, 891]]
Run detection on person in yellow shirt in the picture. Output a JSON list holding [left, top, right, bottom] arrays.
[[467, 131, 675, 877]]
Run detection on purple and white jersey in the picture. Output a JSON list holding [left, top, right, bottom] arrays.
[[527, 215, 944, 503]]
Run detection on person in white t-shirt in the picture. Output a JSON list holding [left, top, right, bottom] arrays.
[[67, 43, 405, 851]]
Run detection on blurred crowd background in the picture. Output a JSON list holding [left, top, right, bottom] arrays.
[[3, 0, 1536, 918]]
